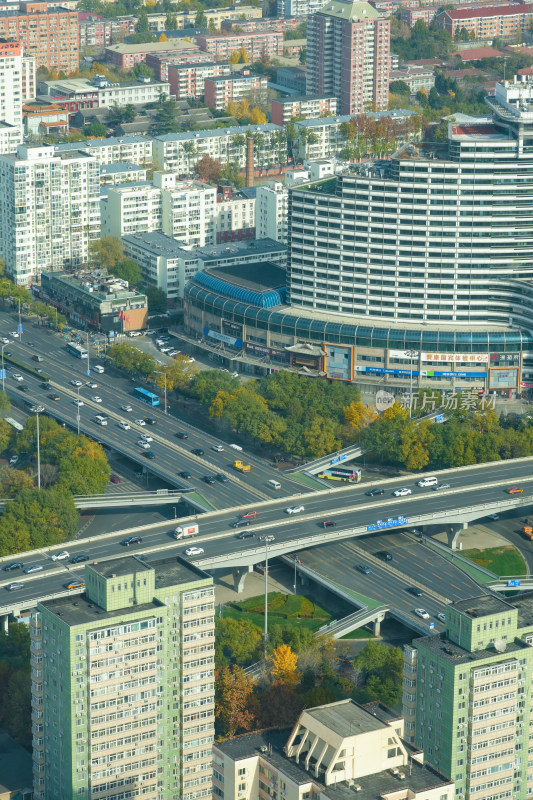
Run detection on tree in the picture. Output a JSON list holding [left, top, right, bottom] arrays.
[[215, 664, 256, 738], [135, 8, 150, 32], [89, 235, 124, 269], [207, 18, 217, 32], [0, 390, 9, 413], [258, 682, 303, 727], [83, 121, 107, 137], [195, 154, 221, 183], [190, 370, 240, 406], [133, 62, 154, 80], [0, 418, 13, 454], [144, 285, 167, 313], [0, 466, 34, 497], [194, 9, 207, 27], [355, 640, 403, 707], [153, 98, 180, 134], [249, 106, 267, 124], [344, 401, 378, 438], [389, 79, 410, 95], [166, 12, 177, 29], [109, 257, 142, 286], [159, 32, 168, 41], [270, 643, 300, 685], [215, 617, 262, 666], [229, 49, 241, 65]]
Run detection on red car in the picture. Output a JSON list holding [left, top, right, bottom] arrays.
[[507, 486, 524, 494], [241, 510, 258, 519], [110, 474, 121, 484]]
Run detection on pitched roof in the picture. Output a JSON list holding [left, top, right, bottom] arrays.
[[445, 2, 533, 19]]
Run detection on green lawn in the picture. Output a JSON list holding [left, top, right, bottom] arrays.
[[339, 628, 372, 640], [462, 546, 527, 577], [221, 592, 334, 634]]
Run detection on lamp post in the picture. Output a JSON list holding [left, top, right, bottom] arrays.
[[293, 555, 298, 595], [154, 370, 167, 415], [405, 349, 419, 418], [76, 385, 81, 436], [264, 538, 269, 656], [1, 343, 6, 392], [36, 410, 41, 490]]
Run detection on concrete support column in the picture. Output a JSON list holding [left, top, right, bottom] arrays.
[[447, 522, 468, 551], [373, 614, 385, 636], [232, 565, 253, 593], [0, 614, 9, 634]]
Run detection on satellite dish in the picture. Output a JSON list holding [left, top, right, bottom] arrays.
[[494, 639, 507, 653]]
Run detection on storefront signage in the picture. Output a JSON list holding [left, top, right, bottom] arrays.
[[244, 342, 288, 358], [389, 351, 489, 363], [356, 366, 486, 378], [367, 515, 409, 532], [204, 328, 242, 348]]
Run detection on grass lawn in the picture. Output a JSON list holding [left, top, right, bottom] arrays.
[[221, 592, 334, 634], [462, 545, 527, 577]]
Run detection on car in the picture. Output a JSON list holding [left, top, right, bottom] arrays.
[[121, 404, 133, 412], [408, 586, 423, 597], [321, 520, 336, 528], [118, 420, 131, 431], [179, 470, 192, 480], [28, 342, 35, 347], [365, 487, 385, 496], [140, 433, 153, 442], [23, 564, 43, 574], [122, 535, 142, 546], [137, 440, 151, 449], [12, 373, 23, 382], [6, 582, 24, 591], [36, 368, 43, 374], [232, 519, 250, 528], [168, 350, 180, 357], [49, 393, 60, 401], [434, 483, 451, 491], [144, 418, 156, 425], [357, 564, 372, 575], [488, 513, 500, 521], [414, 608, 430, 619], [0, 337, 10, 344], [110, 474, 121, 484], [50, 551, 69, 561], [3, 562, 23, 572], [185, 547, 204, 556], [9, 331, 19, 338], [70, 554, 90, 564], [4, 351, 11, 357], [285, 505, 305, 515], [212, 445, 224, 452], [30, 405, 45, 413], [237, 531, 255, 539], [217, 473, 229, 483], [241, 511, 258, 519], [9, 454, 19, 465], [73, 399, 84, 407], [437, 612, 446, 623], [41, 382, 51, 389], [259, 534, 275, 542], [91, 395, 102, 403], [377, 551, 393, 562], [129, 331, 142, 337], [134, 419, 146, 426], [65, 581, 85, 590], [176, 431, 189, 440], [86, 382, 98, 389], [70, 379, 83, 387], [393, 487, 412, 497], [192, 448, 204, 456], [507, 486, 524, 494], [144, 451, 155, 460], [203, 475, 216, 485], [159, 346, 171, 353], [17, 385, 29, 392]]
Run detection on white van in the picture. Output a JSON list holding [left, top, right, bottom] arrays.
[[93, 365, 104, 374], [417, 476, 438, 487], [229, 443, 243, 452], [94, 415, 108, 426], [268, 479, 281, 490]]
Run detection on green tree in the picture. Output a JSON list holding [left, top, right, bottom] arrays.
[[109, 257, 142, 286], [135, 8, 150, 32], [215, 617, 262, 666], [83, 121, 107, 137], [153, 98, 180, 134], [190, 370, 240, 406], [0, 466, 34, 497], [207, 18, 216, 32], [133, 62, 154, 80], [108, 341, 158, 377], [355, 640, 403, 707], [0, 418, 13, 454], [194, 9, 207, 26], [389, 79, 411, 95], [166, 11, 177, 28], [89, 235, 124, 269], [144, 285, 167, 313], [0, 390, 10, 412]]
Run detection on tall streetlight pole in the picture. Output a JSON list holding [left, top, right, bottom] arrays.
[[36, 410, 41, 490], [76, 386, 81, 436], [86, 332, 90, 377], [264, 539, 269, 656], [293, 555, 298, 595], [1, 343, 6, 392], [405, 349, 419, 419], [154, 371, 167, 415]]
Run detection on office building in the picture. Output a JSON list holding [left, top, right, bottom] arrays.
[[196, 31, 284, 61], [31, 554, 214, 800], [0, 1, 78, 73], [271, 95, 337, 126], [204, 72, 268, 111], [255, 181, 289, 243], [307, 0, 390, 115], [167, 61, 230, 100], [0, 144, 100, 285], [436, 3, 533, 40], [214, 699, 455, 800], [403, 593, 533, 799]]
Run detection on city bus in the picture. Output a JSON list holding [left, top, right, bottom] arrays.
[[66, 342, 88, 359], [317, 467, 362, 483], [134, 387, 160, 406]]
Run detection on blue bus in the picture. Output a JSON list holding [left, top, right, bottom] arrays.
[[317, 467, 362, 483], [134, 387, 160, 406], [67, 342, 88, 359]]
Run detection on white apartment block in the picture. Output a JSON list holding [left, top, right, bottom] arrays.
[[122, 231, 199, 300], [154, 172, 217, 247], [152, 124, 284, 174], [167, 61, 231, 100], [0, 145, 100, 285], [101, 182, 162, 238], [0, 41, 36, 154], [215, 190, 255, 243], [203, 72, 268, 111], [38, 77, 171, 109], [255, 181, 288, 244], [52, 136, 154, 167]]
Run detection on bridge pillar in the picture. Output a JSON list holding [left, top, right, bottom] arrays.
[[0, 614, 9, 634], [447, 522, 468, 550], [372, 614, 385, 636], [232, 565, 253, 594]]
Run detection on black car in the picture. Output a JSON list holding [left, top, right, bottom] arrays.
[[321, 520, 336, 528], [176, 431, 189, 439], [232, 519, 250, 528], [203, 475, 216, 485], [3, 561, 23, 572], [70, 553, 90, 564], [366, 488, 385, 497], [144, 451, 155, 459], [122, 535, 142, 546], [17, 385, 29, 392], [192, 448, 204, 456], [408, 586, 423, 597], [217, 473, 229, 483], [237, 531, 255, 539], [377, 551, 393, 562], [179, 470, 192, 479], [41, 382, 51, 390], [144, 417, 156, 425]]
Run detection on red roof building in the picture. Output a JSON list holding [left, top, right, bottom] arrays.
[[436, 3, 533, 40]]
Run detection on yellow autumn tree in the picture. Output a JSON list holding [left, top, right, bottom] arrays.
[[344, 401, 378, 438], [239, 46, 249, 63], [249, 106, 267, 124], [270, 644, 300, 686], [159, 32, 168, 41], [229, 49, 241, 65]]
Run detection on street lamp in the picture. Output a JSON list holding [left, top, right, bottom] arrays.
[[264, 538, 269, 656], [293, 555, 299, 595], [36, 410, 41, 490], [1, 343, 6, 392], [76, 385, 81, 436], [405, 349, 419, 418], [154, 370, 168, 415]]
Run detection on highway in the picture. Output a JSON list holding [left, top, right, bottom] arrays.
[[0, 320, 306, 508]]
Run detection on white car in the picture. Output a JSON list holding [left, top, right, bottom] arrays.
[[140, 434, 153, 442], [160, 346, 171, 353], [121, 404, 133, 412], [212, 445, 224, 452], [134, 419, 146, 426], [10, 331, 19, 338], [437, 612, 446, 623], [137, 440, 150, 449], [285, 505, 305, 515], [51, 550, 70, 561], [129, 331, 142, 337], [91, 396, 102, 403], [12, 373, 23, 382], [168, 349, 179, 357], [86, 382, 98, 389], [393, 488, 412, 497], [73, 399, 84, 407], [185, 547, 204, 556], [1, 337, 11, 344], [259, 534, 275, 542], [9, 454, 19, 465], [414, 608, 430, 619], [118, 420, 131, 430], [71, 379, 83, 387]]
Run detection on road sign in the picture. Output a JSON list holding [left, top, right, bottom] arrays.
[[331, 456, 339, 465], [0, 369, 5, 380], [507, 579, 521, 587], [339, 453, 348, 461], [429, 622, 435, 629], [434, 414, 444, 423]]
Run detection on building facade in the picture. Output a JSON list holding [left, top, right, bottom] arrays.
[[167, 61, 230, 100], [215, 185, 256, 243], [105, 40, 198, 69], [271, 95, 338, 126], [0, 144, 100, 285], [38, 77, 171, 116], [196, 31, 284, 61], [203, 72, 268, 110], [51, 135, 154, 166], [399, 5, 440, 27], [157, 173, 217, 247], [307, 0, 390, 115], [146, 51, 216, 82], [255, 181, 289, 243], [436, 3, 533, 40], [77, 13, 137, 48], [0, 1, 79, 73], [31, 554, 215, 800], [101, 181, 163, 238]]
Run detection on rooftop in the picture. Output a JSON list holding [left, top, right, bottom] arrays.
[[40, 592, 162, 627], [100, 162, 146, 174], [208, 261, 286, 290], [90, 555, 152, 579], [444, 2, 533, 19], [509, 592, 533, 629], [151, 555, 210, 589], [317, 0, 382, 21], [305, 700, 388, 737], [453, 594, 516, 618], [294, 109, 415, 127], [155, 122, 281, 142], [106, 40, 199, 53], [414, 631, 530, 663], [41, 269, 146, 301], [0, 729, 33, 796], [40, 77, 169, 94]]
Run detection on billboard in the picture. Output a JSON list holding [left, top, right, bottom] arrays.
[[324, 344, 353, 381], [488, 368, 519, 389]]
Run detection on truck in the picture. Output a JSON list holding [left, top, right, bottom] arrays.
[[522, 525, 533, 539], [233, 460, 251, 473], [174, 523, 199, 540]]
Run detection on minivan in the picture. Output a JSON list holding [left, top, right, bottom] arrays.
[[94, 415, 108, 426], [32, 354, 44, 362], [417, 476, 438, 487], [93, 365, 104, 374], [268, 479, 281, 490]]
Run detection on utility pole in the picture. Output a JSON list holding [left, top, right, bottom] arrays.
[[1, 344, 6, 392], [76, 386, 81, 436], [154, 371, 167, 414], [18, 299, 22, 341], [86, 331, 90, 377], [264, 539, 269, 656], [36, 411, 41, 490], [405, 349, 419, 419]]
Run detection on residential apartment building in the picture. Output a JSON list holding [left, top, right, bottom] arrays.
[[283, 38, 307, 57], [51, 135, 153, 166], [105, 39, 199, 69], [155, 5, 262, 31], [403, 593, 533, 800], [38, 77, 171, 116], [31, 554, 215, 800], [271, 95, 337, 125], [167, 61, 230, 100], [157, 172, 217, 246], [277, 0, 329, 17], [196, 31, 284, 61], [0, 144, 100, 285], [77, 13, 136, 47], [101, 181, 163, 237], [204, 72, 268, 111], [146, 51, 216, 82], [215, 185, 255, 243], [256, 181, 288, 243], [99, 162, 146, 186], [400, 5, 440, 27], [0, 1, 79, 73], [436, 3, 533, 40], [390, 64, 435, 92], [307, 0, 390, 115], [214, 699, 455, 800], [0, 40, 35, 153], [221, 16, 302, 32]]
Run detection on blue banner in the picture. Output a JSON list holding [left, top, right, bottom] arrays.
[[367, 515, 408, 532]]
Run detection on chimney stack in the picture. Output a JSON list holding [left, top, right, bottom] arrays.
[[245, 135, 254, 187]]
